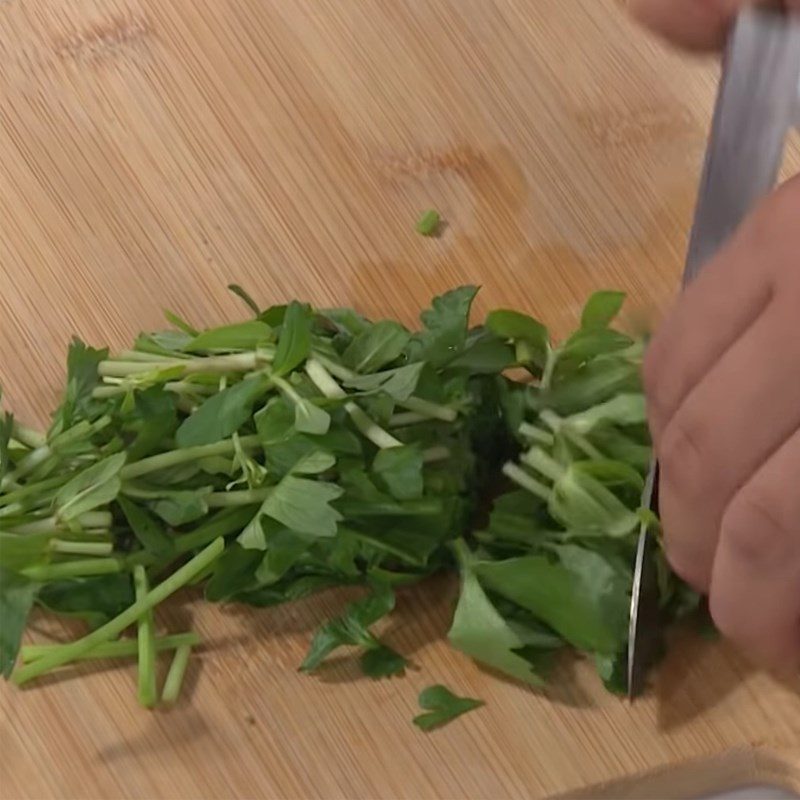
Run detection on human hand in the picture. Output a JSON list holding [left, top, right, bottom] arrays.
[[632, 1, 800, 670], [629, 0, 800, 51], [643, 176, 800, 670]]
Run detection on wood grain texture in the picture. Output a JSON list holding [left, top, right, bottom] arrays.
[[1, 1, 799, 797]]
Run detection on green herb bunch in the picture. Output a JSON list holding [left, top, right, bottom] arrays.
[[0, 285, 696, 713]]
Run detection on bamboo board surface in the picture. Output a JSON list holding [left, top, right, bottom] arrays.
[[2, 1, 800, 797]]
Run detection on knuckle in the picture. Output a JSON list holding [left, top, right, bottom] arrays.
[[664, 544, 711, 593], [708, 586, 741, 644], [660, 503, 714, 592], [721, 485, 796, 568], [657, 413, 707, 502]]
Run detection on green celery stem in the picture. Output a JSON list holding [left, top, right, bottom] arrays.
[[51, 540, 113, 557], [99, 352, 261, 379], [11, 422, 47, 449], [397, 396, 457, 422], [8, 511, 112, 535], [22, 558, 125, 582], [389, 412, 425, 428], [521, 447, 565, 482], [518, 422, 554, 446], [502, 462, 551, 502], [133, 565, 158, 708], [21, 632, 201, 664], [173, 506, 257, 554], [13, 538, 224, 685], [344, 402, 402, 449], [161, 644, 192, 704], [422, 446, 450, 463], [305, 358, 401, 449], [0, 474, 70, 508], [1, 444, 52, 489], [121, 436, 260, 480], [206, 487, 271, 507]]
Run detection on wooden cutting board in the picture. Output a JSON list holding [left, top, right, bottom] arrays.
[[2, 1, 800, 797]]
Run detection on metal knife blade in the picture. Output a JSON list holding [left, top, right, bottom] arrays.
[[627, 7, 800, 700]]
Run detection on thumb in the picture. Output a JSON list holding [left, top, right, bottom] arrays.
[[629, 0, 800, 52]]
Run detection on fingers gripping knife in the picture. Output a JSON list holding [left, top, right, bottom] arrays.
[[627, 7, 800, 700]]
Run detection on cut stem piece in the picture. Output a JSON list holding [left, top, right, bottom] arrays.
[[518, 422, 554, 446], [520, 447, 565, 483], [51, 540, 114, 557], [11, 422, 47, 450], [1, 445, 52, 489], [98, 352, 265, 379], [344, 402, 402, 449], [121, 436, 260, 480], [539, 409, 603, 460], [396, 396, 457, 423], [8, 511, 113, 536], [305, 359, 401, 449], [13, 538, 223, 685], [21, 632, 201, 664], [502, 462, 550, 502], [389, 412, 425, 428], [133, 565, 158, 708], [422, 446, 450, 463], [21, 557, 125, 582], [161, 644, 192, 705]]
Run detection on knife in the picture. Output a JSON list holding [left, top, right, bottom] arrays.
[[627, 6, 800, 700]]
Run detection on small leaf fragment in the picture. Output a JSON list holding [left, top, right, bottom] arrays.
[[272, 301, 312, 377], [360, 644, 407, 678], [343, 321, 411, 374], [580, 291, 626, 330], [409, 285, 478, 367], [413, 685, 483, 731], [372, 445, 424, 500], [344, 363, 424, 401], [416, 209, 441, 237], [293, 398, 331, 436], [227, 284, 262, 316], [0, 569, 39, 679], [54, 452, 126, 523], [150, 488, 212, 526], [176, 375, 270, 448], [485, 309, 548, 370], [300, 584, 397, 673], [164, 310, 200, 336], [239, 476, 343, 549], [187, 321, 272, 352], [118, 497, 174, 558]]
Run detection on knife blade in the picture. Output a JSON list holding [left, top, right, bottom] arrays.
[[627, 6, 800, 700]]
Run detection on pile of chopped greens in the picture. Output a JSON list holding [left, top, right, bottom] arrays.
[[0, 285, 697, 718], [451, 292, 699, 694]]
